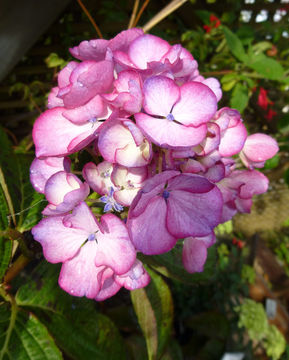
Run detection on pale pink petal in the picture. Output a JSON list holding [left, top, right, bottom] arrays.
[[127, 196, 177, 255], [59, 242, 105, 299], [241, 133, 278, 164], [94, 268, 122, 301], [60, 60, 114, 108], [96, 214, 136, 274], [33, 107, 96, 157], [58, 61, 78, 88], [31, 216, 87, 263], [30, 157, 70, 194], [108, 28, 144, 52], [182, 237, 207, 273], [128, 34, 171, 69], [204, 162, 225, 183], [143, 76, 180, 116], [83, 161, 114, 195], [62, 202, 100, 234], [47, 87, 63, 109], [115, 259, 150, 290], [202, 77, 222, 102], [69, 39, 109, 61], [135, 113, 207, 148], [218, 122, 247, 157], [63, 95, 107, 124], [172, 82, 217, 127]]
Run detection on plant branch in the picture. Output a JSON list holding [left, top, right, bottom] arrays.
[[133, 0, 150, 28], [3, 254, 31, 285], [142, 0, 188, 33], [128, 0, 140, 29], [0, 288, 18, 360], [76, 0, 103, 38]]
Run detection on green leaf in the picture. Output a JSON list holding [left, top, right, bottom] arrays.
[[0, 303, 62, 360], [160, 340, 183, 360], [223, 26, 248, 63], [0, 185, 9, 230], [16, 261, 126, 360], [264, 154, 280, 170], [140, 245, 216, 285], [230, 83, 249, 113], [0, 237, 12, 281], [248, 55, 284, 80], [130, 268, 173, 360]]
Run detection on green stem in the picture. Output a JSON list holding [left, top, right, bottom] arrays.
[[0, 288, 18, 360]]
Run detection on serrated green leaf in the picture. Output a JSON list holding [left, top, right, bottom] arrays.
[[140, 245, 216, 285], [0, 186, 9, 230], [131, 268, 173, 360], [248, 55, 284, 80], [0, 303, 62, 360], [44, 311, 126, 360], [0, 237, 12, 281], [223, 26, 248, 63], [16, 261, 126, 360], [230, 83, 249, 113]]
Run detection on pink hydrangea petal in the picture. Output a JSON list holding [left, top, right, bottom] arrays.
[[128, 34, 171, 69], [241, 133, 279, 163], [127, 196, 177, 255], [42, 181, 90, 216], [143, 76, 180, 116], [31, 216, 88, 263], [33, 107, 96, 157], [62, 95, 107, 124], [197, 122, 220, 156], [108, 28, 144, 52], [94, 269, 122, 301], [44, 171, 82, 205], [59, 242, 106, 299], [167, 186, 222, 238], [232, 170, 269, 199], [167, 173, 214, 193], [113, 188, 139, 206], [115, 259, 150, 290], [61, 60, 114, 108], [201, 77, 222, 102], [172, 82, 217, 127], [218, 121, 247, 157], [83, 161, 114, 195], [182, 237, 207, 273], [30, 157, 70, 194], [235, 197, 253, 213], [96, 214, 136, 274], [62, 202, 100, 234], [204, 162, 225, 183], [47, 87, 63, 109], [69, 39, 109, 61], [135, 113, 207, 148], [58, 61, 78, 88], [128, 171, 179, 219]]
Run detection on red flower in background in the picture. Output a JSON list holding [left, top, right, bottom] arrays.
[[258, 87, 272, 110], [265, 108, 277, 121], [257, 87, 277, 121], [203, 14, 221, 33]]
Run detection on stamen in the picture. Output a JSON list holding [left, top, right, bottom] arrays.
[[162, 190, 170, 199], [166, 113, 175, 121]]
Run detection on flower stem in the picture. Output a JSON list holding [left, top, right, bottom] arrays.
[[128, 0, 140, 29], [76, 0, 103, 38], [0, 288, 18, 360]]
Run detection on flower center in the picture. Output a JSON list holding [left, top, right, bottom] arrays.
[[88, 233, 96, 241], [88, 117, 97, 124], [166, 113, 174, 121], [162, 190, 170, 199]]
